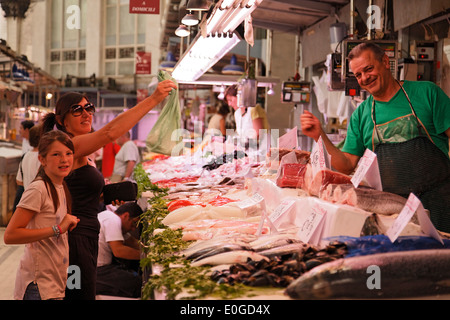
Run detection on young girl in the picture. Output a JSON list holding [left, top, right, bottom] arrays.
[[4, 130, 80, 300]]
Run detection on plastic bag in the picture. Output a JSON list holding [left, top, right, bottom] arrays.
[[146, 71, 181, 155]]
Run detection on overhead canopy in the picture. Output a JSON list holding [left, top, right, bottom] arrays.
[[161, 0, 350, 50]]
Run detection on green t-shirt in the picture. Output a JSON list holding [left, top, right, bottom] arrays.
[[342, 81, 450, 158]]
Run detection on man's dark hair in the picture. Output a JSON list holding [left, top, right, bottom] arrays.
[[224, 84, 238, 99], [115, 202, 143, 218], [21, 120, 34, 130], [348, 42, 386, 62], [28, 125, 41, 148]]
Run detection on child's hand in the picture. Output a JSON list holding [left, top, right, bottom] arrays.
[[60, 214, 80, 233]]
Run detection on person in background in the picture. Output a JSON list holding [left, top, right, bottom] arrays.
[[13, 126, 41, 213], [102, 142, 121, 180], [96, 201, 143, 298], [4, 130, 79, 300], [224, 84, 269, 144], [19, 120, 35, 154], [206, 103, 230, 137], [40, 79, 176, 300], [300, 42, 450, 232], [16, 125, 41, 190], [110, 131, 140, 183]]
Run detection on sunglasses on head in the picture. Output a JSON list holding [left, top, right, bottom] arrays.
[[70, 103, 96, 117]]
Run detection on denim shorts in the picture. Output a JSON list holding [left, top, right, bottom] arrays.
[[23, 282, 41, 300]]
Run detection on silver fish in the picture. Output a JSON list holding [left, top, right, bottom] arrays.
[[252, 238, 304, 252], [190, 250, 269, 267], [191, 243, 254, 261], [285, 249, 450, 299], [258, 243, 310, 258], [339, 187, 408, 215]]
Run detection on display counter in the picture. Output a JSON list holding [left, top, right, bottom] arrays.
[[134, 146, 450, 300]]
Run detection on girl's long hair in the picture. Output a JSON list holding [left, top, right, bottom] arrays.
[[36, 130, 74, 214]]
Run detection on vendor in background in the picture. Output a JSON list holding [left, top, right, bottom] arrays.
[[96, 201, 143, 298], [102, 142, 121, 180], [13, 125, 41, 213], [300, 42, 450, 232], [206, 103, 230, 137], [110, 131, 140, 183], [19, 120, 35, 154], [224, 85, 269, 145]]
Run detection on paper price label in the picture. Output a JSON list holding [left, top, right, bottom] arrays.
[[351, 149, 382, 190], [311, 136, 330, 178], [278, 126, 298, 149], [297, 204, 325, 243], [386, 193, 443, 244], [236, 192, 264, 209], [386, 193, 421, 242], [269, 199, 296, 223]]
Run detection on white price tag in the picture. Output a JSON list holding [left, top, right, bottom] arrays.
[[269, 199, 296, 224], [278, 127, 298, 149], [296, 203, 326, 243], [351, 149, 382, 190], [311, 136, 330, 178], [235, 193, 264, 209], [386, 193, 442, 244]]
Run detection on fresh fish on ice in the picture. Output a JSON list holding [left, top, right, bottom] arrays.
[[190, 250, 270, 267], [339, 187, 408, 215], [252, 237, 304, 252], [180, 234, 255, 257], [285, 249, 450, 299], [258, 243, 310, 258], [191, 243, 254, 261]]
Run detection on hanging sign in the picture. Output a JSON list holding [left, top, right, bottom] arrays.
[[129, 0, 160, 14], [136, 51, 152, 74]]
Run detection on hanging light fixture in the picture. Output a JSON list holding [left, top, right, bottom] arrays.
[[205, 0, 263, 34], [181, 11, 199, 26], [222, 54, 244, 75], [217, 84, 226, 100], [172, 32, 242, 82], [175, 24, 190, 37], [159, 52, 177, 72]]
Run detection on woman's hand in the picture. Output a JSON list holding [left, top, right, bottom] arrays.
[[149, 80, 177, 105]]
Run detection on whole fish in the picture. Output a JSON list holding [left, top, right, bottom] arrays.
[[252, 238, 303, 252], [258, 242, 309, 258], [190, 243, 254, 261], [285, 249, 450, 299], [190, 250, 269, 267], [181, 234, 255, 257], [249, 233, 298, 248], [339, 187, 408, 215]]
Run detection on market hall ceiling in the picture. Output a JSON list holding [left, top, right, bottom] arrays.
[[161, 0, 351, 50]]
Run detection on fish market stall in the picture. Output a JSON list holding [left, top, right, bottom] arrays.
[[135, 143, 450, 300], [0, 144, 22, 226]]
